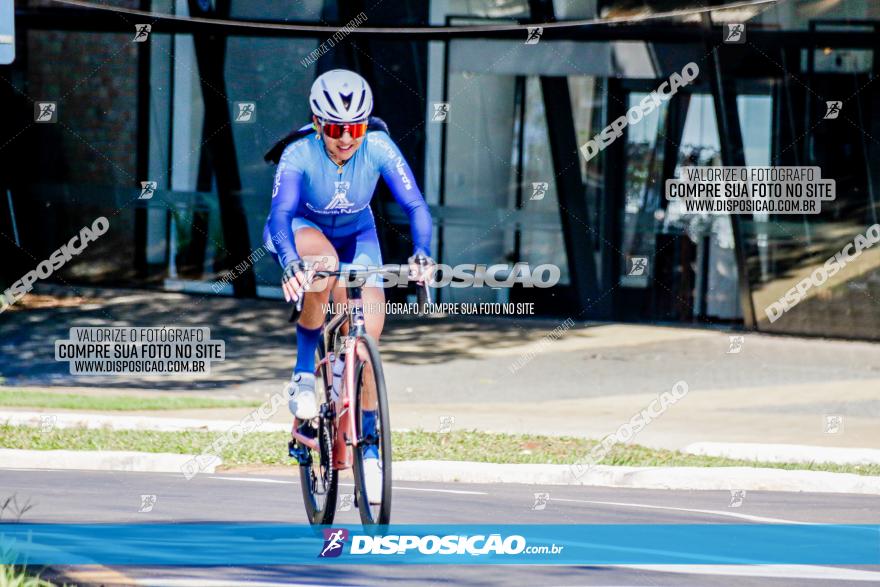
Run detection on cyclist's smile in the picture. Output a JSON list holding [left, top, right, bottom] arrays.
[[324, 133, 363, 165], [315, 116, 364, 166]]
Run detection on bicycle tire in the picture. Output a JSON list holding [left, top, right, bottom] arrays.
[[351, 334, 392, 525], [298, 337, 339, 525]]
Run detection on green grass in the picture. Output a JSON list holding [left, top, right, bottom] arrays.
[[0, 565, 57, 587], [0, 391, 261, 412], [1, 424, 879, 476]]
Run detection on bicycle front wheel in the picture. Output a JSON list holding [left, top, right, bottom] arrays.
[[351, 334, 392, 525], [297, 339, 338, 525]]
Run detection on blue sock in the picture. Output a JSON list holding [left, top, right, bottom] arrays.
[[362, 410, 379, 459], [294, 324, 322, 375]]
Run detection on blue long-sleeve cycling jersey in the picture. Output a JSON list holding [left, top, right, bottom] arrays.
[[264, 126, 432, 267]]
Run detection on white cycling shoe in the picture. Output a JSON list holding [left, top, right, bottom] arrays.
[[363, 456, 383, 505], [288, 372, 318, 420]]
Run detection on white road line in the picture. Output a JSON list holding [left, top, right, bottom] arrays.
[[207, 476, 487, 495], [145, 582, 634, 587], [208, 476, 296, 485], [0, 468, 77, 472], [614, 564, 880, 582], [391, 485, 488, 495], [553, 498, 810, 524], [125, 566, 880, 585], [134, 579, 321, 587]]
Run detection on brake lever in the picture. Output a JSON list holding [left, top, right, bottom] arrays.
[[288, 299, 301, 323], [287, 272, 308, 323]]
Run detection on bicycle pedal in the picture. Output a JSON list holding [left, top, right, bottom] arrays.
[[288, 440, 311, 465]]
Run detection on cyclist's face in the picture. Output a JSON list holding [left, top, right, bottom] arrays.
[[315, 116, 364, 163]]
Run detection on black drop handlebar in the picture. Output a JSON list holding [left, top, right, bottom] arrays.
[[288, 261, 433, 322]]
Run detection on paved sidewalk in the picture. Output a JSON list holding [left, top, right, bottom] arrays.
[[1, 285, 879, 452]]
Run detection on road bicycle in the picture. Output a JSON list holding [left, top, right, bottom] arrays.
[[287, 262, 430, 525]]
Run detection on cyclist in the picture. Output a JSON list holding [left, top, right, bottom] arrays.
[[262, 69, 434, 500]]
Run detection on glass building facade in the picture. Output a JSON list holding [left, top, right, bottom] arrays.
[[1, 0, 879, 339]]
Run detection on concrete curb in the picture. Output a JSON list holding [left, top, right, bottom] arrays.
[[0, 410, 290, 433], [683, 441, 880, 466], [0, 449, 217, 473], [394, 460, 880, 495], [2, 450, 878, 494]]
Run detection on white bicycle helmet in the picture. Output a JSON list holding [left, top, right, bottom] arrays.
[[309, 69, 373, 123]]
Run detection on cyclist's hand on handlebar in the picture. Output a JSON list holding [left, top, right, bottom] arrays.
[[407, 253, 435, 284], [281, 259, 314, 304]]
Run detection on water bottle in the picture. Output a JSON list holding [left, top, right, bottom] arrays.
[[331, 353, 345, 401]]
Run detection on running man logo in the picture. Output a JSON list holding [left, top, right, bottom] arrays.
[[319, 528, 349, 558], [34, 102, 57, 123], [337, 493, 353, 512], [139, 181, 157, 200], [439, 415, 455, 433], [531, 492, 550, 511], [325, 181, 353, 211], [39, 414, 57, 433], [823, 414, 844, 434], [724, 23, 745, 44], [824, 101, 842, 119], [525, 27, 543, 45], [530, 182, 548, 201], [133, 24, 151, 42], [234, 102, 256, 123], [727, 335, 744, 354], [431, 102, 450, 123], [629, 256, 648, 276], [728, 489, 746, 508], [138, 494, 157, 513]]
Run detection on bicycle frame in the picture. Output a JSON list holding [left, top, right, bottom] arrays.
[[291, 270, 369, 472]]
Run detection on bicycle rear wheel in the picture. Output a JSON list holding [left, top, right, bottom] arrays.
[[297, 339, 338, 525], [351, 334, 392, 525]]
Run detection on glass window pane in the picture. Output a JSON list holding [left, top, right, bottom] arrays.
[[619, 91, 666, 287]]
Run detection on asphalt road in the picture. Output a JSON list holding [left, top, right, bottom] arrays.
[[5, 287, 880, 401], [3, 469, 880, 586]]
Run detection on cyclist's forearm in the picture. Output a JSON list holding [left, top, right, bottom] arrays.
[[267, 207, 299, 266], [408, 203, 432, 257], [268, 169, 303, 265]]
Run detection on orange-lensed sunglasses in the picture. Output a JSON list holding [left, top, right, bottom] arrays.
[[318, 120, 368, 139]]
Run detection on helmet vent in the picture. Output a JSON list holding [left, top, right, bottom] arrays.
[[322, 90, 339, 116]]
